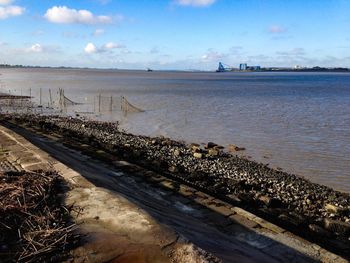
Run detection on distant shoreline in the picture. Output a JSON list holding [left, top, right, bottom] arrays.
[[1, 64, 350, 73]]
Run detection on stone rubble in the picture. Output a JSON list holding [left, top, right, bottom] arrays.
[[2, 113, 350, 256]]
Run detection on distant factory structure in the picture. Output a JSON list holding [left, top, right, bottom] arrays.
[[216, 62, 261, 72], [239, 63, 261, 71], [239, 63, 247, 71]]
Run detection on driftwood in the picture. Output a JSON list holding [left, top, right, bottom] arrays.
[[0, 170, 80, 262]]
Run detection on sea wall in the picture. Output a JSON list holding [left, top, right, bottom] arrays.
[[2, 113, 349, 256]]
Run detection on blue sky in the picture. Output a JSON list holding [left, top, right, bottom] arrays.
[[0, 0, 350, 70]]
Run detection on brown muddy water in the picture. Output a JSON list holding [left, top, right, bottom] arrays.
[[0, 68, 349, 192]]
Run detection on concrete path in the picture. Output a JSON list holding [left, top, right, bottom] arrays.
[[0, 122, 347, 263]]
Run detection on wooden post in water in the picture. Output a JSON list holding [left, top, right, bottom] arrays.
[[121, 96, 124, 114], [39, 88, 42, 106], [49, 89, 53, 108], [29, 88, 32, 111], [59, 88, 64, 113], [62, 89, 67, 113], [58, 88, 61, 111], [98, 93, 101, 113], [20, 88, 23, 108], [126, 97, 129, 113], [110, 95, 113, 112]]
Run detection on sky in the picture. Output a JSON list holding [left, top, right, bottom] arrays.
[[1, 0, 350, 70]]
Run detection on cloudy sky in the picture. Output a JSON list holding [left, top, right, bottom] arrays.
[[0, 0, 350, 70]]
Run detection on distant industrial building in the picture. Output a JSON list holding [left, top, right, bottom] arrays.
[[294, 65, 306, 70], [239, 63, 260, 71], [216, 62, 234, 72], [239, 63, 247, 71], [247, 65, 261, 71], [216, 62, 261, 72]]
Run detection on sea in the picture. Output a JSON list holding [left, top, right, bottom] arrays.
[[1, 68, 349, 192]]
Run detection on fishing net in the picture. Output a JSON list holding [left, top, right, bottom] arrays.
[[121, 96, 144, 113], [63, 95, 82, 106], [0, 95, 32, 109], [58, 89, 83, 112], [93, 95, 144, 115]]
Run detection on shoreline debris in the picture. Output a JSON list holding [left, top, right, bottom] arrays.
[[0, 170, 80, 262]]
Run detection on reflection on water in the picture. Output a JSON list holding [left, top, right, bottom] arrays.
[[1, 68, 349, 192]]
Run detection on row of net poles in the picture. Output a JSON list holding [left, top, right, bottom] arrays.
[[40, 87, 53, 108], [95, 93, 113, 114], [27, 88, 41, 110]]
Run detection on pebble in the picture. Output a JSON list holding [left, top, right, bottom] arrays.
[[208, 149, 219, 156], [174, 149, 181, 156], [193, 152, 203, 159], [205, 142, 217, 149], [325, 203, 340, 214]]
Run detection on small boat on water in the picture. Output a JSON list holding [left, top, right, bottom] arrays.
[[147, 68, 153, 72]]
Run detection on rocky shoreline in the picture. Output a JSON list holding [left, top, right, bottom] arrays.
[[1, 113, 350, 257]]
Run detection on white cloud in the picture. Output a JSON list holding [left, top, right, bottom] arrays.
[[0, 0, 13, 5], [201, 49, 225, 61], [44, 6, 113, 25], [103, 42, 124, 49], [29, 44, 42, 53], [268, 25, 287, 34], [93, 28, 105, 36], [85, 42, 125, 54], [24, 43, 61, 53], [0, 5, 24, 19], [175, 0, 216, 7], [84, 43, 97, 54]]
